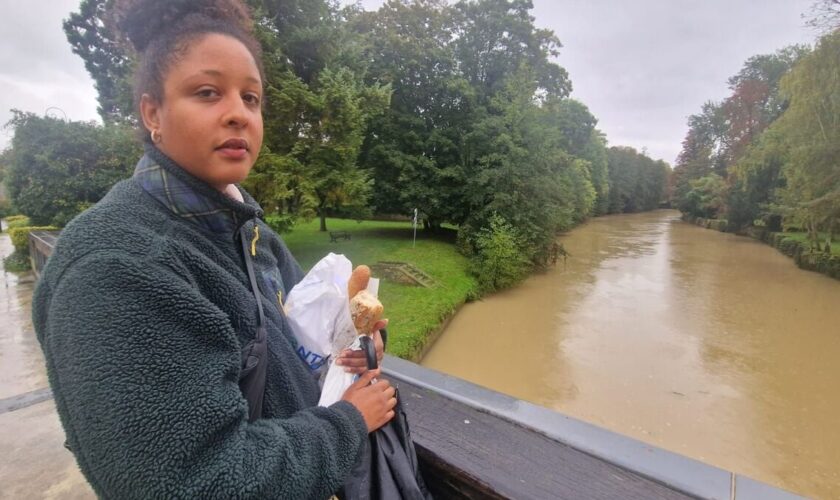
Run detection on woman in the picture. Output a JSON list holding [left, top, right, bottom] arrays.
[[32, 0, 396, 498]]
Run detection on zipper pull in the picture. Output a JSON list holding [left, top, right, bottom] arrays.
[[250, 224, 260, 256]]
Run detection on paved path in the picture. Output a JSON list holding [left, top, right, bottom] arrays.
[[0, 231, 94, 499]]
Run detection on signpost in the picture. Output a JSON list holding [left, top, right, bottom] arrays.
[[412, 208, 418, 248]]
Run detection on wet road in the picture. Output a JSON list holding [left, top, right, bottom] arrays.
[[0, 229, 94, 498]]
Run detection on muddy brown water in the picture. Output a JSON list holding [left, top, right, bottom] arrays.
[[422, 210, 840, 499]]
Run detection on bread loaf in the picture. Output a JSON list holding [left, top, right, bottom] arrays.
[[347, 265, 371, 300], [349, 290, 383, 334]]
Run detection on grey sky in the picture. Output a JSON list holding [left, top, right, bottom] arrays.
[[0, 0, 100, 149], [1, 1, 818, 164]]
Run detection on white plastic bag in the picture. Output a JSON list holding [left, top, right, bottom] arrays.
[[284, 253, 379, 406], [318, 336, 364, 407], [317, 272, 379, 407]]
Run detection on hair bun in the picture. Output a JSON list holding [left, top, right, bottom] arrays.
[[111, 0, 253, 53]]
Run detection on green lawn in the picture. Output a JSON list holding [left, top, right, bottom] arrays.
[[779, 232, 839, 256], [281, 218, 478, 360]]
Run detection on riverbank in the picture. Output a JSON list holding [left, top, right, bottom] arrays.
[[684, 215, 840, 280], [282, 217, 478, 360]]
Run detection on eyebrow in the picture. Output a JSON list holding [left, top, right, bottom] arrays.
[[198, 69, 261, 85]]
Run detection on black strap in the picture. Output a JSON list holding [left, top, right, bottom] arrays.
[[238, 222, 268, 422], [360, 328, 388, 371]]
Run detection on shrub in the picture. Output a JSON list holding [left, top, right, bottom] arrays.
[[800, 252, 840, 279], [5, 112, 139, 226], [264, 213, 296, 234], [710, 219, 728, 232], [470, 214, 530, 293], [8, 226, 60, 253], [455, 224, 476, 257], [2, 251, 30, 272], [5, 215, 30, 229]]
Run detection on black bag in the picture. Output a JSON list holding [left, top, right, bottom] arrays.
[[340, 336, 433, 500]]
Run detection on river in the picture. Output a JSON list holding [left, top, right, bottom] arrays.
[[422, 210, 840, 499]]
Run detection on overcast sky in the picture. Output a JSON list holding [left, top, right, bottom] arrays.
[[0, 0, 819, 164]]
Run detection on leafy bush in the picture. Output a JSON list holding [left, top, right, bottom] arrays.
[[4, 112, 140, 226], [264, 213, 296, 234], [9, 226, 60, 253], [799, 252, 840, 279], [470, 214, 530, 293], [2, 251, 30, 273], [5, 215, 30, 228], [710, 219, 728, 232]]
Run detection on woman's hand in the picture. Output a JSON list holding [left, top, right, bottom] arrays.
[[335, 319, 387, 373], [341, 369, 397, 432]]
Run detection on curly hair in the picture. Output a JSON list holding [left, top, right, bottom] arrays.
[[108, 0, 264, 139]]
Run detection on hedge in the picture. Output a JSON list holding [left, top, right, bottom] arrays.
[[5, 215, 31, 230], [8, 226, 60, 253], [765, 233, 840, 280]]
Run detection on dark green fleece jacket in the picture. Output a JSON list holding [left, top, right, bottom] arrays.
[[32, 146, 367, 499]]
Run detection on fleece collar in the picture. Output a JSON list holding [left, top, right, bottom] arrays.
[[133, 145, 263, 235]]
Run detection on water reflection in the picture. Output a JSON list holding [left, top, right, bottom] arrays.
[[422, 210, 840, 499]]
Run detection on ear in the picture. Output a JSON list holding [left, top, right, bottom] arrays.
[[139, 94, 162, 133]]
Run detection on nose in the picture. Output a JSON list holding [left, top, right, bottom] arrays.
[[222, 95, 249, 128]]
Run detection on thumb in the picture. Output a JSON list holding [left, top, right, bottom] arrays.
[[353, 368, 381, 387]]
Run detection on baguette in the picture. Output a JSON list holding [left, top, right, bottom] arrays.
[[347, 265, 371, 300], [349, 290, 383, 334]]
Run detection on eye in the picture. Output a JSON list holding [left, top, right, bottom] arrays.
[[243, 92, 261, 106], [195, 87, 220, 99]]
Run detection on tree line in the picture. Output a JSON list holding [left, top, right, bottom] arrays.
[[2, 0, 670, 288], [672, 24, 839, 252]]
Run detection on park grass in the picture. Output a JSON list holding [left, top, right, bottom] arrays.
[[779, 231, 839, 256], [281, 218, 478, 360]]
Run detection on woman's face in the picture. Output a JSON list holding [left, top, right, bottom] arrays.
[[140, 34, 263, 190]]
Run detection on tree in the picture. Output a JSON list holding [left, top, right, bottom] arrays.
[[607, 146, 669, 214], [64, 0, 135, 124], [726, 128, 787, 231], [805, 0, 840, 33], [683, 174, 728, 219], [452, 0, 570, 103], [350, 0, 470, 228], [772, 31, 840, 252], [471, 213, 530, 292], [721, 46, 809, 164], [4, 111, 140, 226], [673, 46, 807, 220], [302, 68, 391, 231]]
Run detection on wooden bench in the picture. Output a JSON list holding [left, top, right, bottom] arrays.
[[329, 230, 351, 243]]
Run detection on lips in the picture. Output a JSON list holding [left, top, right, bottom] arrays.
[[215, 138, 250, 160], [217, 138, 249, 151]]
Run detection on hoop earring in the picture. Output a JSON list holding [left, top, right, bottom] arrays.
[[150, 129, 162, 143]]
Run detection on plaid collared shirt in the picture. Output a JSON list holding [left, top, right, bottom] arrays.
[[133, 153, 242, 234]]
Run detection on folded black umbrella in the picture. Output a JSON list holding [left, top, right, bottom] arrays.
[[340, 335, 433, 500]]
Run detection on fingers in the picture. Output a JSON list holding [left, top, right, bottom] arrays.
[[382, 384, 396, 400], [336, 350, 370, 374], [353, 368, 380, 387], [372, 318, 389, 332]]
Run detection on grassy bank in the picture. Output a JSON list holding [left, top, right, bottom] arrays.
[[281, 218, 478, 360], [775, 231, 839, 256]]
